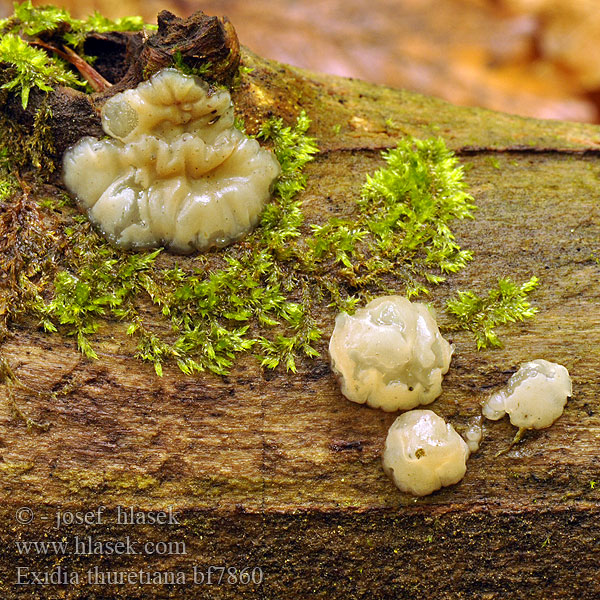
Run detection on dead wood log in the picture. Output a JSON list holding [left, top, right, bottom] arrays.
[[0, 11, 599, 600]]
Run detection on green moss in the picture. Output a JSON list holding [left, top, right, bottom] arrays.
[[0, 33, 83, 108], [487, 156, 501, 169], [445, 276, 540, 348], [0, 152, 17, 199], [0, 1, 154, 107], [0, 98, 55, 170], [0, 1, 152, 40], [0, 2, 155, 173], [171, 51, 212, 79], [35, 249, 162, 360], [1, 0, 71, 37], [257, 109, 320, 247], [0, 112, 320, 375], [284, 136, 475, 308]]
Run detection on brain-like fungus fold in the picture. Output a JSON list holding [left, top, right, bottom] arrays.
[[63, 68, 280, 252], [329, 296, 453, 411]]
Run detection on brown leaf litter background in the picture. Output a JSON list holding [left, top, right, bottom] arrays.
[[2, 0, 600, 123]]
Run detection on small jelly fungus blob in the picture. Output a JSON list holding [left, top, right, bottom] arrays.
[[329, 296, 453, 411], [382, 409, 470, 496], [482, 359, 572, 429]]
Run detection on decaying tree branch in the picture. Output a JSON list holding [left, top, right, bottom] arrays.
[[0, 7, 599, 600]]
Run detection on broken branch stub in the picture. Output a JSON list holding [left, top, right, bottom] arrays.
[[0, 10, 241, 162]]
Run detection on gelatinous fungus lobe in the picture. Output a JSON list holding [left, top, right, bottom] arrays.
[[382, 410, 470, 496], [329, 296, 453, 412], [483, 359, 572, 429], [63, 68, 280, 253]]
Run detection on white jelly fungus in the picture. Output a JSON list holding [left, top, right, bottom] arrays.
[[63, 68, 280, 253], [464, 416, 483, 454], [382, 409, 470, 496], [482, 359, 572, 429], [329, 296, 453, 411]]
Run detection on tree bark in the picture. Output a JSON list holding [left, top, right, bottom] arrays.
[[0, 39, 599, 599]]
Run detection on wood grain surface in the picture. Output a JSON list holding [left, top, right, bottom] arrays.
[[0, 49, 599, 599]]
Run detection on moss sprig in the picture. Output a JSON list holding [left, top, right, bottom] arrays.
[[0, 1, 154, 108], [36, 249, 162, 359], [0, 149, 17, 200], [0, 0, 70, 37], [256, 110, 319, 250], [361, 138, 475, 274], [0, 97, 55, 170], [0, 33, 83, 108], [171, 51, 212, 79], [0, 1, 152, 41], [445, 276, 540, 348], [294, 137, 476, 302]]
